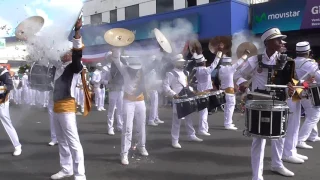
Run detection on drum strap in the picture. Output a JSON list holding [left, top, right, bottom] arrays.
[[171, 70, 188, 88], [257, 54, 273, 84]]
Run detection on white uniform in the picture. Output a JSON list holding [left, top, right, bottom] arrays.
[[13, 77, 21, 104], [295, 57, 320, 145], [163, 68, 198, 145], [195, 56, 220, 133], [219, 58, 244, 128], [21, 74, 29, 104], [92, 69, 105, 110], [112, 54, 148, 163], [146, 69, 162, 125], [235, 50, 291, 180], [47, 91, 57, 143]]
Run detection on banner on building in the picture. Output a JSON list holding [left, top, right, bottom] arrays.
[[0, 38, 5, 49], [252, 0, 320, 34]]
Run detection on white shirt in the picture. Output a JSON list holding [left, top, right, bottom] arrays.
[[163, 68, 190, 96], [91, 69, 102, 88], [22, 74, 28, 88], [234, 50, 279, 91], [219, 58, 244, 90], [295, 57, 320, 82], [195, 56, 220, 92]]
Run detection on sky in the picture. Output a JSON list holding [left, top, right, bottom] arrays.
[[0, 0, 84, 38]]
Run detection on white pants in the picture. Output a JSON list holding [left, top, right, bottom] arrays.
[[172, 104, 196, 143], [75, 88, 80, 106], [53, 112, 86, 180], [30, 89, 36, 105], [0, 101, 21, 148], [198, 108, 209, 132], [148, 90, 159, 122], [107, 91, 123, 131], [121, 100, 146, 156], [48, 101, 56, 142], [252, 138, 284, 180], [309, 126, 319, 141], [22, 87, 29, 104], [224, 93, 235, 127], [14, 89, 22, 104], [299, 98, 320, 142], [94, 87, 105, 109], [283, 99, 301, 158], [79, 89, 85, 112]]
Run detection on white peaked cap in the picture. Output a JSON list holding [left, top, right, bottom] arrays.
[[296, 41, 311, 53], [96, 63, 102, 67], [261, 27, 287, 42], [222, 57, 232, 63], [83, 65, 87, 70], [236, 77, 247, 86], [171, 54, 185, 62], [193, 53, 206, 63], [126, 59, 142, 70]]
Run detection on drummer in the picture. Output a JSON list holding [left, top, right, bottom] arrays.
[[234, 27, 295, 179], [295, 42, 320, 149], [193, 49, 222, 136], [163, 54, 203, 149], [219, 51, 250, 130]]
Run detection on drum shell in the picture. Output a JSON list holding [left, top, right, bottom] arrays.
[[195, 95, 209, 111], [309, 85, 320, 107], [173, 98, 197, 119], [208, 91, 226, 111], [29, 63, 55, 92], [244, 100, 289, 139]]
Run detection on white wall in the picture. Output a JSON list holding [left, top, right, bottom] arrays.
[[197, 0, 209, 5], [174, 0, 186, 10], [117, 8, 125, 21], [0, 43, 28, 61], [139, 0, 156, 17], [102, 11, 110, 23]]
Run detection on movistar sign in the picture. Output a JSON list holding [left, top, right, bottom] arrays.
[[255, 11, 301, 23]]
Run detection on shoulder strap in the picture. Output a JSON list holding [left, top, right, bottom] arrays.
[[298, 59, 313, 69], [257, 54, 263, 67], [171, 70, 186, 87]]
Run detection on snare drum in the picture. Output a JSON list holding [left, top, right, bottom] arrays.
[[244, 100, 289, 139], [195, 94, 209, 111], [308, 84, 320, 106], [207, 90, 226, 111], [29, 62, 55, 91], [173, 97, 197, 119]]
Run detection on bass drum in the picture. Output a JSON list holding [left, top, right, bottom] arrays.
[[29, 62, 56, 91]]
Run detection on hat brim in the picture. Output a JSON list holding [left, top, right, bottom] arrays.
[[268, 34, 287, 40], [128, 65, 142, 69]]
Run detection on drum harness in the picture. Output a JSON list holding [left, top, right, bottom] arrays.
[[170, 70, 195, 98]]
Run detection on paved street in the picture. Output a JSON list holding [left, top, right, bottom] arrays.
[[1, 105, 320, 180]]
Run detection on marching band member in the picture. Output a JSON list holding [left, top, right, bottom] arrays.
[[295, 42, 320, 149], [21, 70, 29, 104], [106, 53, 124, 135], [235, 28, 295, 180], [110, 48, 149, 165], [50, 19, 87, 180], [13, 75, 21, 105], [47, 90, 57, 146], [0, 66, 22, 156], [193, 52, 222, 135], [92, 63, 106, 111], [219, 53, 250, 130], [163, 54, 203, 149]]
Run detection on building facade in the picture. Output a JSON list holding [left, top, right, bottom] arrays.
[[83, 0, 258, 25]]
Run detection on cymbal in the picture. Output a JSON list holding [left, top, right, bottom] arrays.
[[104, 28, 135, 47], [154, 28, 172, 53], [236, 42, 258, 59], [188, 39, 202, 54], [15, 16, 45, 40], [208, 36, 232, 54]]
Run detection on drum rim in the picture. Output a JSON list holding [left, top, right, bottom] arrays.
[[173, 97, 195, 103], [244, 130, 286, 139]]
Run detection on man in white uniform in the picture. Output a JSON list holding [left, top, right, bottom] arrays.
[[163, 54, 203, 149], [92, 63, 105, 111], [235, 28, 295, 180], [294, 42, 320, 149], [21, 71, 29, 104], [219, 53, 249, 130], [193, 52, 221, 135], [0, 67, 22, 156], [111, 49, 148, 165]]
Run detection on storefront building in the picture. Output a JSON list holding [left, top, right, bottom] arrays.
[[251, 0, 320, 59], [79, 0, 250, 62]]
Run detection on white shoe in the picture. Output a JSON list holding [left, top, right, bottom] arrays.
[[48, 141, 58, 146], [50, 171, 73, 179], [198, 131, 211, 136], [296, 153, 308, 161], [270, 166, 294, 177], [108, 129, 115, 136], [137, 147, 149, 156], [148, 121, 158, 126], [172, 142, 182, 149], [297, 141, 313, 149], [100, 107, 106, 111], [155, 119, 164, 124], [97, 108, 102, 111], [225, 126, 238, 130], [121, 156, 129, 165], [282, 156, 304, 164], [307, 136, 320, 142], [188, 136, 203, 142], [13, 147, 22, 156]]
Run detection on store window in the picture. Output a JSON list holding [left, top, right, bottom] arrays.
[[90, 13, 102, 25], [125, 4, 139, 20], [187, 0, 197, 7], [110, 9, 117, 23], [156, 0, 173, 14]]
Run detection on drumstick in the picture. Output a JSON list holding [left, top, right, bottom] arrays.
[[265, 85, 305, 88], [247, 92, 273, 98]]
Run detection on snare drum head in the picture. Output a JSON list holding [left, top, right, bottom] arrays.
[[246, 100, 288, 110]]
